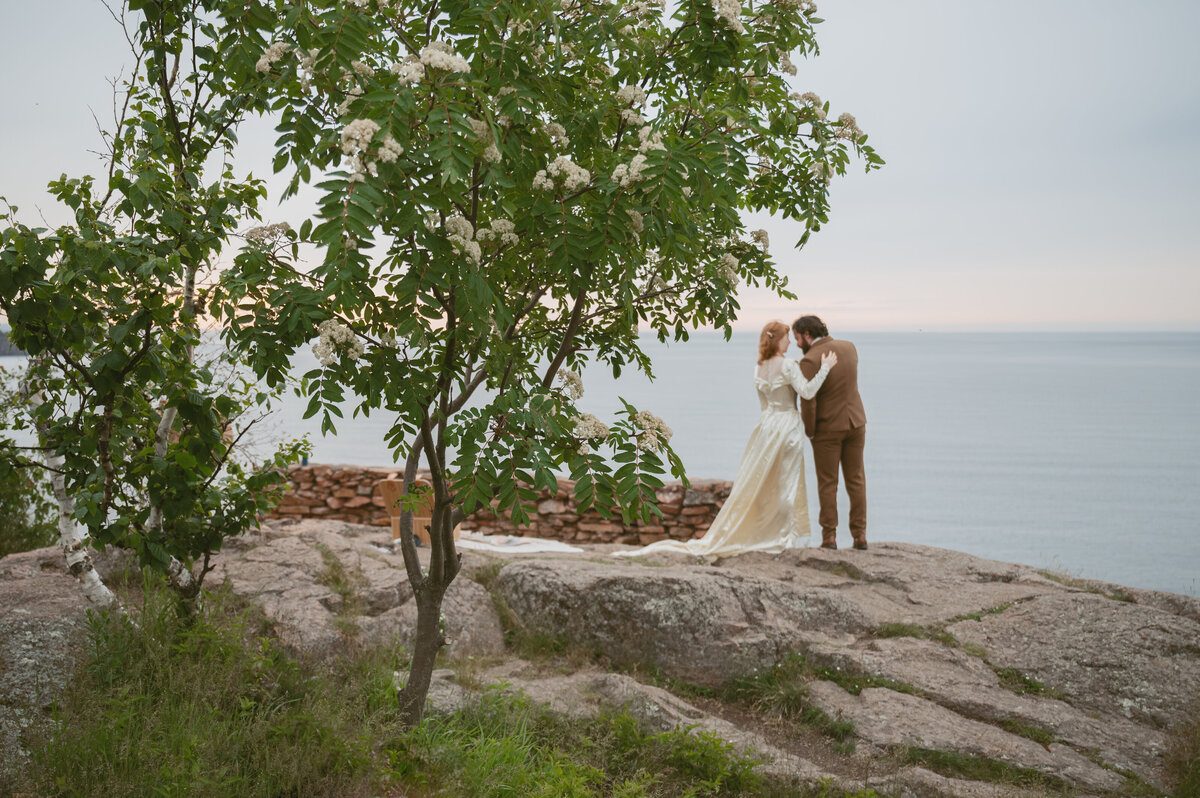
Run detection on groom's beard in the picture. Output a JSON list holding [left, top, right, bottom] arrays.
[[800, 341, 811, 353]]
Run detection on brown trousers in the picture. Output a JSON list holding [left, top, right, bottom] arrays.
[[811, 424, 867, 545]]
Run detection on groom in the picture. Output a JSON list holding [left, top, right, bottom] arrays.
[[793, 315, 868, 550]]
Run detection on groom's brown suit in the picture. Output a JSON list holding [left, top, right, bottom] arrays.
[[799, 337, 867, 547]]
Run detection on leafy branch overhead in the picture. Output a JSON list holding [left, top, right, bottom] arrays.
[[219, 0, 881, 524]]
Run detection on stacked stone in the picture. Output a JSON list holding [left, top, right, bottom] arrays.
[[269, 464, 401, 526], [264, 465, 732, 545]]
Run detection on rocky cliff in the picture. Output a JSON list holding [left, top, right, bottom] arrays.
[[2, 521, 1197, 796]]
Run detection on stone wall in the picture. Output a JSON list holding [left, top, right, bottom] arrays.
[[266, 464, 732, 545]]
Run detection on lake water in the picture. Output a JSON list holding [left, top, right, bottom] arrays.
[[276, 332, 1200, 597]]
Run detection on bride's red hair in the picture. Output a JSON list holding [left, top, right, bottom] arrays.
[[757, 321, 789, 364]]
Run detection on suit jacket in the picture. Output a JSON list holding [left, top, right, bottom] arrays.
[[798, 337, 866, 438]]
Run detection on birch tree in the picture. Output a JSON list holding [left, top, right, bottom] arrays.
[[218, 0, 881, 724], [0, 0, 302, 611]]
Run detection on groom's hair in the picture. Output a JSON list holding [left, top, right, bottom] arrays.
[[792, 315, 829, 339]]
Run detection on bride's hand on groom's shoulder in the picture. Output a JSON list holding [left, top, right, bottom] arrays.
[[821, 351, 838, 368]]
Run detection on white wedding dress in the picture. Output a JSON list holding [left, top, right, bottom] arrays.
[[615, 357, 831, 558]]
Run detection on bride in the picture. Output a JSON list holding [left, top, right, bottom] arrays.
[[615, 320, 836, 558]]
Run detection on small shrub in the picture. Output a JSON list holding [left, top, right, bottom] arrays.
[[0, 458, 56, 557]]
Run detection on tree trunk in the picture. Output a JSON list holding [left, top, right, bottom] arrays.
[[396, 581, 448, 726], [22, 361, 119, 611], [47, 452, 119, 610]]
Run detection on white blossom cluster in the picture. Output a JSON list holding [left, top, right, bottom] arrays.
[[776, 0, 816, 11], [340, 119, 402, 180], [298, 48, 318, 91], [546, 122, 570, 147], [337, 87, 364, 116], [377, 134, 404, 164], [533, 156, 591, 193], [644, 271, 668, 293], [792, 91, 827, 120], [342, 118, 381, 154], [714, 0, 745, 34], [420, 41, 470, 73], [351, 60, 375, 78], [256, 41, 292, 74], [573, 413, 610, 440], [391, 56, 425, 85], [444, 215, 482, 264], [616, 85, 647, 127], [470, 118, 502, 163], [721, 253, 740, 286], [809, 160, 831, 185], [626, 0, 665, 21], [637, 126, 665, 153], [312, 319, 365, 367], [751, 229, 769, 252], [835, 112, 863, 141], [634, 410, 673, 451], [612, 153, 649, 188], [557, 369, 585, 400], [616, 84, 647, 107], [626, 209, 644, 235], [476, 218, 519, 247], [779, 52, 797, 76], [346, 0, 369, 7], [621, 108, 646, 126], [245, 221, 292, 245]]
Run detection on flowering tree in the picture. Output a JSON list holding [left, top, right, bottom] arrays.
[[219, 0, 880, 723], [0, 0, 303, 611]]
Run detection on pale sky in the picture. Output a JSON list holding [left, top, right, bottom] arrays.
[[3, 1, 1198, 332]]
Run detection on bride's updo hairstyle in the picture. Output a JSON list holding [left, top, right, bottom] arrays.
[[758, 321, 790, 364]]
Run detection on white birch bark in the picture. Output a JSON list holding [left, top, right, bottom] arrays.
[[21, 360, 119, 610], [45, 445, 120, 609]]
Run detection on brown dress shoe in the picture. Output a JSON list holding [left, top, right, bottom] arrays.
[[820, 542, 837, 550], [852, 541, 869, 551]]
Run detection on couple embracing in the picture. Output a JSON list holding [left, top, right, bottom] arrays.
[[616, 315, 867, 559]]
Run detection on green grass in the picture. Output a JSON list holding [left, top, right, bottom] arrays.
[[1000, 718, 1057, 746], [993, 666, 1052, 696], [809, 664, 920, 699], [21, 581, 885, 798], [392, 694, 770, 797], [26, 583, 402, 797], [1037, 570, 1139, 603], [314, 542, 366, 637], [898, 747, 1073, 794], [1168, 699, 1200, 797], [723, 654, 857, 751], [873, 621, 959, 647], [947, 602, 1015, 623], [958, 641, 989, 659], [875, 622, 927, 639]]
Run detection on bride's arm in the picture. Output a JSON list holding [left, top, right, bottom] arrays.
[[786, 357, 834, 400]]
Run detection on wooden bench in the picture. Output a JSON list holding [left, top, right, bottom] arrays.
[[375, 479, 459, 545]]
